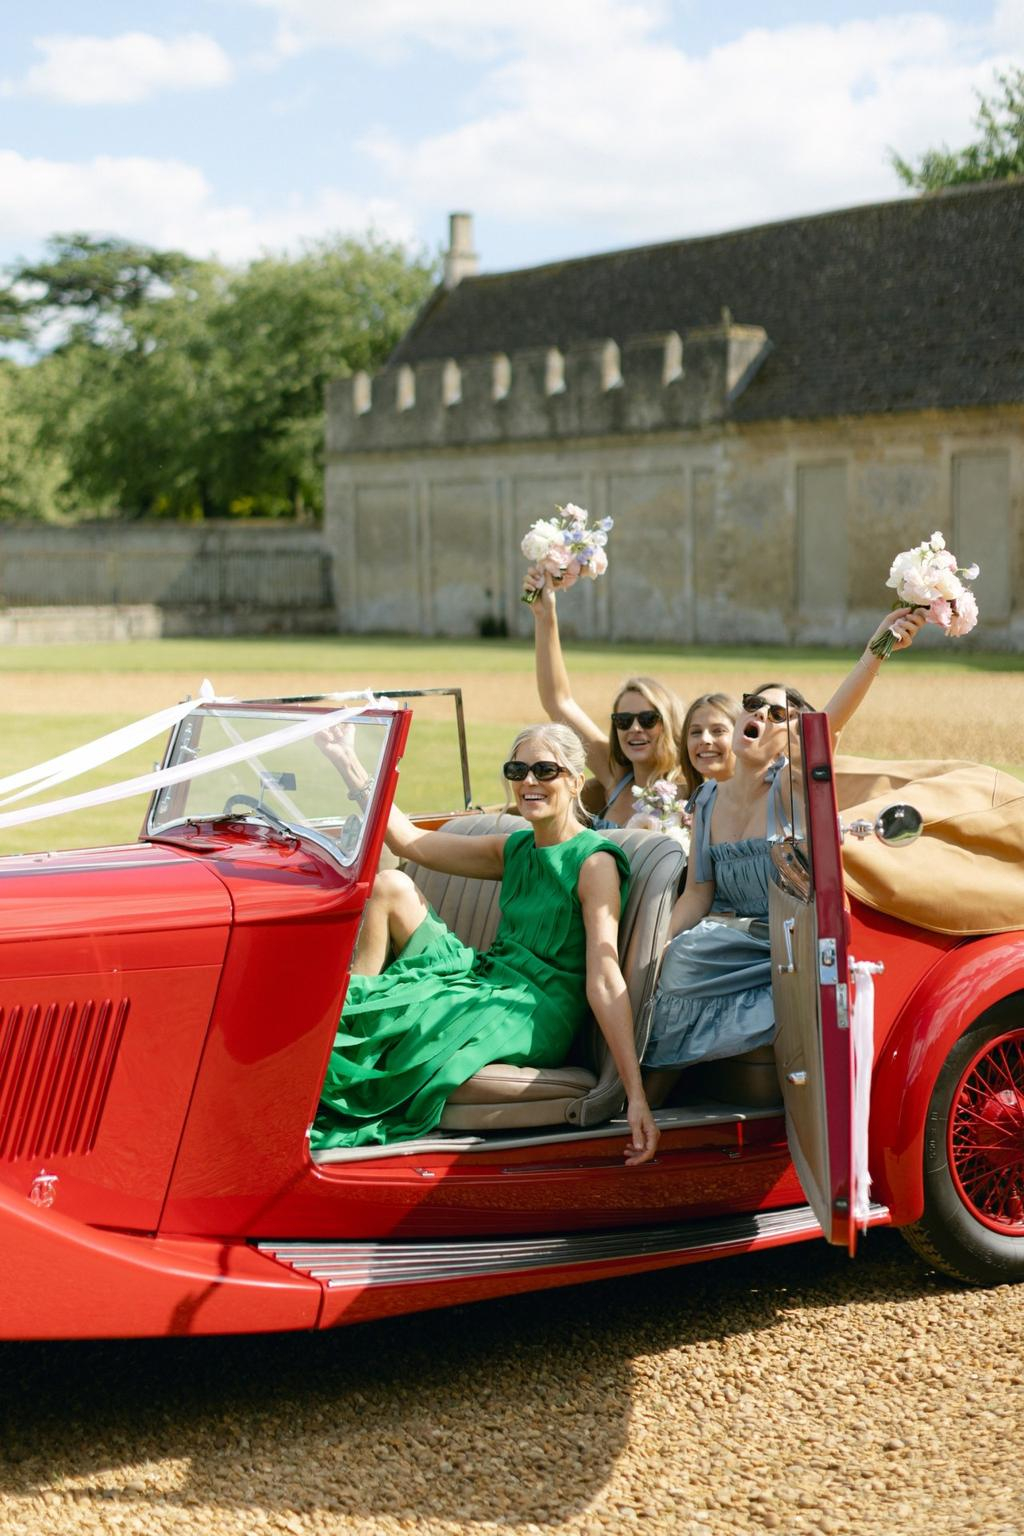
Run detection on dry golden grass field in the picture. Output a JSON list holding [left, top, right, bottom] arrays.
[[1, 634, 1021, 854]]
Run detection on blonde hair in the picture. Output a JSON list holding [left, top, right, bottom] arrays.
[[609, 676, 687, 784], [680, 692, 740, 799], [505, 722, 589, 826]]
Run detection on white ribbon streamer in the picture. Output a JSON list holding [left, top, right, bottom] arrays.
[[0, 680, 222, 808], [850, 957, 884, 1230], [0, 689, 394, 834]]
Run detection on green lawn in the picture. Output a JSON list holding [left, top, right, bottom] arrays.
[[3, 633, 1024, 675]]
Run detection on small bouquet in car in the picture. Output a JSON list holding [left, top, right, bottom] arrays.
[[870, 531, 980, 659], [626, 779, 691, 852], [521, 503, 613, 604]]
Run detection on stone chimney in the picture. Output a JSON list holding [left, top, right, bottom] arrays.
[[443, 212, 479, 289]]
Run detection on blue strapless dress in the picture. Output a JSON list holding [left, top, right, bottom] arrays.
[[643, 779, 776, 1069]]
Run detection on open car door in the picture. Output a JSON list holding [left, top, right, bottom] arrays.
[[769, 712, 859, 1255]]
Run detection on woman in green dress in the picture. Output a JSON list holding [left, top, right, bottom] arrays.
[[311, 722, 659, 1164]]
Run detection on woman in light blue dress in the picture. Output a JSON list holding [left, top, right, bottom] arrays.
[[643, 607, 927, 1099]]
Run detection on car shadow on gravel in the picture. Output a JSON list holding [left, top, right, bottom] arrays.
[[0, 1228, 954, 1527]]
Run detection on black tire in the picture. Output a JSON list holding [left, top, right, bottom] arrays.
[[900, 1008, 1024, 1286]]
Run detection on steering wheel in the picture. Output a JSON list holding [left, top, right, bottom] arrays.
[[223, 793, 264, 816], [221, 794, 293, 838]]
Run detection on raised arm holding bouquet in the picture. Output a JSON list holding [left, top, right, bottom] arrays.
[[521, 502, 700, 830]]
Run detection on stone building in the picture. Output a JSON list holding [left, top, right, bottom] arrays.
[[324, 184, 1024, 648]]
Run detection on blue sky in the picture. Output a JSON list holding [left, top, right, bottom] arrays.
[[1, 0, 1019, 275]]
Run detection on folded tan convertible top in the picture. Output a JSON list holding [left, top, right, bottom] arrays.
[[834, 756, 1024, 936]]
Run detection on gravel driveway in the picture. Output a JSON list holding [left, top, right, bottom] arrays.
[[1, 1229, 1021, 1536]]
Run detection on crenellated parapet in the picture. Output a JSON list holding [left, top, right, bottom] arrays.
[[326, 314, 771, 454]]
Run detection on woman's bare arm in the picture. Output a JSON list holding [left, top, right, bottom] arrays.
[[527, 572, 613, 785], [318, 725, 507, 879], [578, 851, 659, 1166], [666, 877, 715, 942], [824, 606, 926, 742]]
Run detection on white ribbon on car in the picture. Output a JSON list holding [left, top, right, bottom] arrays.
[[849, 957, 884, 1230], [0, 684, 395, 834]]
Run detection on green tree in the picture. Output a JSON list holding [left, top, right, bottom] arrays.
[[4, 231, 437, 520], [208, 234, 437, 518], [0, 360, 72, 521], [892, 68, 1024, 191], [11, 233, 208, 347]]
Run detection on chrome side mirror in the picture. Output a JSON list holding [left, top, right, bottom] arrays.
[[843, 803, 923, 847]]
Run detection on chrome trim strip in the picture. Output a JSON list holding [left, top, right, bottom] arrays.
[[0, 857, 182, 878], [256, 1204, 890, 1289]]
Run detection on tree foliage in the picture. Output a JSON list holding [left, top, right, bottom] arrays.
[[2, 232, 437, 520], [892, 68, 1024, 192]]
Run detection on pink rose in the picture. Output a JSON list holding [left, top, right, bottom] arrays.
[[927, 598, 952, 628], [948, 590, 979, 637], [585, 547, 609, 579]]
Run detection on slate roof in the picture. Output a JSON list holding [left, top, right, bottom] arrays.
[[390, 182, 1024, 422]]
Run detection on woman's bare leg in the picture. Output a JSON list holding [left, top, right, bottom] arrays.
[[643, 1066, 682, 1109], [352, 869, 430, 976]]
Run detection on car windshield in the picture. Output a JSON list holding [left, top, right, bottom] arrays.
[[146, 703, 394, 865]]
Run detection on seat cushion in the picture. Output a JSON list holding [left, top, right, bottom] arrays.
[[438, 1062, 597, 1132], [445, 1062, 597, 1104]]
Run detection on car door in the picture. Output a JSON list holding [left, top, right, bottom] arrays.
[[769, 712, 858, 1254]]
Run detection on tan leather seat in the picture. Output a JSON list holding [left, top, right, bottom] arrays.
[[401, 813, 686, 1132]]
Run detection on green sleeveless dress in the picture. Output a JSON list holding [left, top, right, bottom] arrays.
[[310, 827, 630, 1149]]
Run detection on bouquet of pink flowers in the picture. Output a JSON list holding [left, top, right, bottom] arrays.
[[870, 531, 980, 659], [521, 503, 613, 604], [626, 779, 691, 851]]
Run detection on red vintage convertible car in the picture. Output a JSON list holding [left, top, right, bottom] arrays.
[[0, 692, 1021, 1340]]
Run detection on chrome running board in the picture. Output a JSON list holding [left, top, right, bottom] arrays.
[[258, 1203, 890, 1289]]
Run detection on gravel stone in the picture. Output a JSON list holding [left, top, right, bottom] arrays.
[[0, 1229, 1021, 1536]]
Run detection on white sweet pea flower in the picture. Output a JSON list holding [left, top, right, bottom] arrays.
[[931, 567, 966, 602], [930, 531, 946, 551], [560, 503, 589, 524], [962, 563, 980, 580], [521, 520, 561, 561]]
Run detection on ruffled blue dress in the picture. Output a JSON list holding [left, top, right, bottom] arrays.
[[643, 775, 780, 1069]]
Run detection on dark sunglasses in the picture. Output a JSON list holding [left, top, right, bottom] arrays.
[[502, 759, 571, 783], [611, 709, 662, 731], [742, 692, 790, 724]]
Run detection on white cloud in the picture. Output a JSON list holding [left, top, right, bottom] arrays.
[[244, 0, 666, 61], [4, 32, 233, 106], [352, 8, 1020, 248], [0, 150, 415, 264]]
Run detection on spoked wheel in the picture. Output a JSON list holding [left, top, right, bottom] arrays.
[[948, 1029, 1024, 1234], [902, 1015, 1024, 1284]]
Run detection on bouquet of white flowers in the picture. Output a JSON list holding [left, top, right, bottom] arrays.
[[626, 779, 691, 852], [870, 531, 980, 660], [521, 503, 613, 604]]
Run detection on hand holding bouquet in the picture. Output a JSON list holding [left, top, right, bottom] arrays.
[[521, 503, 613, 604], [869, 531, 980, 660], [626, 779, 691, 852]]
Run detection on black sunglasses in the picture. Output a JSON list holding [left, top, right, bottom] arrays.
[[611, 709, 662, 731], [502, 759, 571, 782], [742, 692, 790, 724]]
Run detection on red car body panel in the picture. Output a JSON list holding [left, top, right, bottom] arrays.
[[0, 845, 232, 1230], [869, 931, 1024, 1223]]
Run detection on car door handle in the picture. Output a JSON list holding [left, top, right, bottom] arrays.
[[777, 916, 796, 974]]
